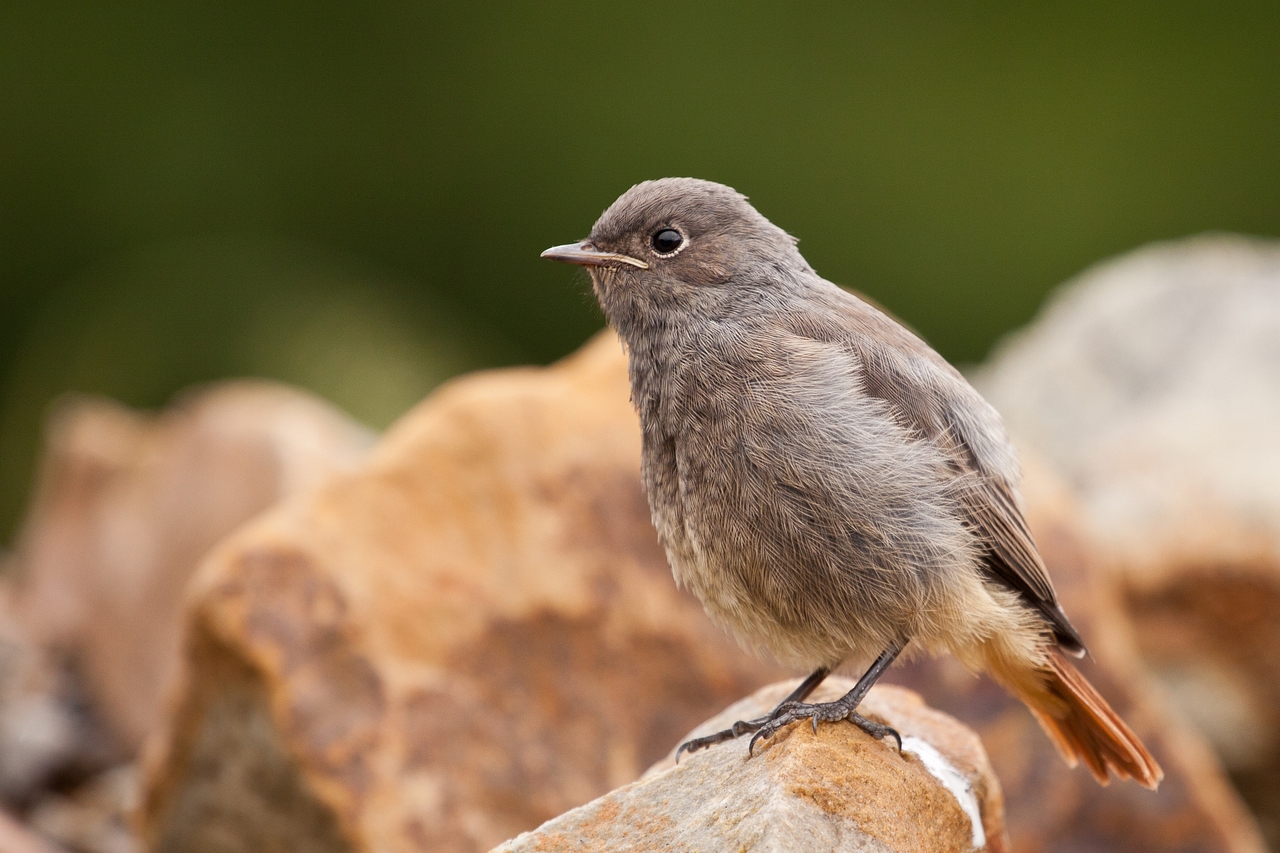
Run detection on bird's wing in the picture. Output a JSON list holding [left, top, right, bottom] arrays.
[[799, 292, 1085, 653]]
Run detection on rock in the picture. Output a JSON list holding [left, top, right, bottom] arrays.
[[137, 333, 785, 853], [0, 810, 65, 853], [0, 584, 84, 805], [26, 765, 139, 853], [977, 236, 1280, 580], [888, 454, 1267, 853], [136, 329, 1268, 852], [976, 235, 1280, 844], [498, 680, 1006, 853], [9, 382, 373, 754]]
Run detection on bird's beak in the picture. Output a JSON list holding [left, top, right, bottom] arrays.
[[541, 240, 649, 269]]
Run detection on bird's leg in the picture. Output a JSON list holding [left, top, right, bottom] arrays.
[[675, 666, 831, 761], [749, 637, 909, 755]]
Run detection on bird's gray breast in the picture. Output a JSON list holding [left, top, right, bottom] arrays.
[[631, 332, 737, 581], [628, 325, 978, 662]]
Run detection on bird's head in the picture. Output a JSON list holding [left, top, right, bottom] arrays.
[[543, 178, 808, 335]]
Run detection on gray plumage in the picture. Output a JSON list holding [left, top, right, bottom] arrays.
[[542, 178, 1161, 788], [584, 178, 1079, 668]]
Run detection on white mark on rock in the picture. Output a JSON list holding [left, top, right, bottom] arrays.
[[901, 735, 985, 850]]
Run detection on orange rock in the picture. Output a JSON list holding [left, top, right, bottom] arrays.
[[138, 329, 1262, 853], [138, 333, 784, 853], [501, 682, 1007, 853], [10, 382, 373, 753]]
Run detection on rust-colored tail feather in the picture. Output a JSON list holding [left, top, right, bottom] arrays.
[[1023, 649, 1163, 789]]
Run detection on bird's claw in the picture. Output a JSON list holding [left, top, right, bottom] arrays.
[[675, 715, 769, 762], [855, 715, 903, 752], [747, 700, 903, 755]]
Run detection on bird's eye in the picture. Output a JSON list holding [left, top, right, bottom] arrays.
[[651, 228, 684, 256]]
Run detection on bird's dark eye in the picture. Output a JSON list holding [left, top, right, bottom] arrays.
[[651, 228, 684, 256]]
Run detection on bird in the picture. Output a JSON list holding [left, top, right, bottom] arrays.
[[542, 178, 1162, 788]]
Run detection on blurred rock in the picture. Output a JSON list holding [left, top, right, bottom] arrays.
[[137, 333, 785, 853], [0, 584, 83, 806], [9, 382, 374, 755], [0, 810, 64, 853], [499, 681, 1006, 853], [26, 766, 138, 853], [977, 235, 1280, 844], [888, 455, 1267, 852], [977, 237, 1280, 574]]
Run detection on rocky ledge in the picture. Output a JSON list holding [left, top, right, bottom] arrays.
[[498, 679, 1006, 853]]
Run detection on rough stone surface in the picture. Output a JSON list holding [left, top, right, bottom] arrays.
[[8, 382, 373, 753], [976, 235, 1280, 845], [498, 681, 1005, 853], [137, 333, 785, 853], [889, 455, 1266, 853]]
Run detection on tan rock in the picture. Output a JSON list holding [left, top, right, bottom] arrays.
[[498, 681, 1006, 853], [976, 236, 1280, 843], [888, 454, 1266, 853], [138, 333, 785, 853], [9, 382, 373, 753]]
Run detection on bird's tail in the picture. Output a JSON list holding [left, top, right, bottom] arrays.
[[1012, 647, 1162, 789]]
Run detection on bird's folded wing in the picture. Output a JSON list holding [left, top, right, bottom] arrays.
[[795, 296, 1086, 652]]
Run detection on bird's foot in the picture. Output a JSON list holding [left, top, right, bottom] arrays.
[[748, 698, 902, 755], [676, 715, 771, 761]]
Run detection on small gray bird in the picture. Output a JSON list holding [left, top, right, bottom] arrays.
[[543, 178, 1161, 788]]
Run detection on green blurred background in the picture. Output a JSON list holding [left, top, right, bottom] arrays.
[[2, 1, 1279, 543]]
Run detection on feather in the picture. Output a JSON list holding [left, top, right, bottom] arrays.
[[1023, 649, 1163, 789]]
